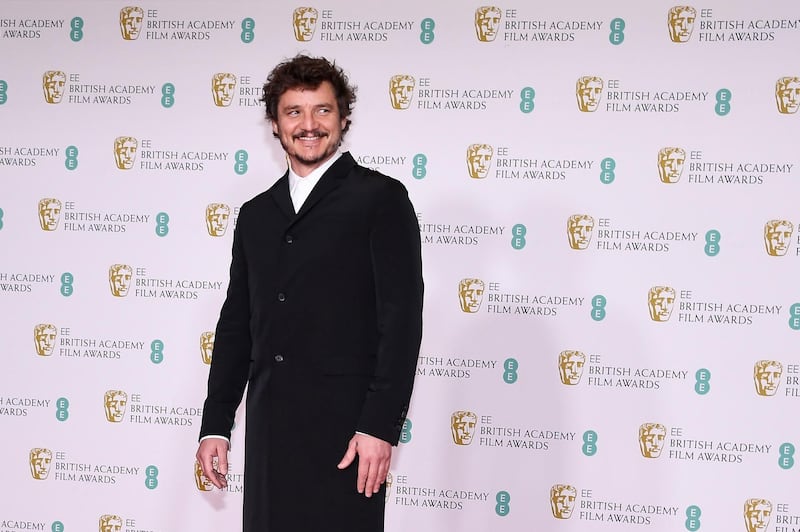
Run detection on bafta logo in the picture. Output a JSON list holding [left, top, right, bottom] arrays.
[[42, 70, 66, 104], [576, 76, 603, 112], [194, 460, 214, 491], [389, 75, 415, 110], [667, 6, 696, 43], [567, 215, 595, 250], [119, 6, 144, 40], [474, 6, 502, 42], [754, 360, 783, 397], [458, 278, 485, 313], [109, 264, 133, 297], [29, 448, 53, 480], [558, 350, 586, 385], [206, 203, 231, 236], [764, 220, 794, 257], [292, 7, 319, 41], [99, 514, 123, 532], [113, 136, 138, 170], [638, 422, 667, 458], [466, 144, 494, 179], [657, 147, 686, 184], [212, 73, 237, 107], [38, 198, 62, 231], [104, 390, 128, 423], [200, 331, 215, 365], [34, 323, 57, 357], [744, 499, 772, 532], [450, 410, 477, 445], [385, 472, 393, 503], [776, 77, 800, 114], [648, 286, 676, 322], [550, 484, 577, 519]]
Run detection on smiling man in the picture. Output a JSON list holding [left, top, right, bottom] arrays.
[[196, 55, 424, 532]]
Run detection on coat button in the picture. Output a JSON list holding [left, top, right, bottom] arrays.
[[277, 293, 286, 302], [274, 354, 284, 362], [285, 235, 293, 244]]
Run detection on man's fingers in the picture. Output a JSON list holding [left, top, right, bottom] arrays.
[[337, 439, 358, 470]]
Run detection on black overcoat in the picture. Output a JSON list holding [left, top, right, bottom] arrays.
[[200, 152, 424, 532]]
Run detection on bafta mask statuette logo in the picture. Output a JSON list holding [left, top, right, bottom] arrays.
[[194, 460, 214, 491], [458, 278, 485, 313], [42, 70, 66, 104], [576, 76, 603, 112], [450, 410, 477, 445], [200, 331, 215, 364], [657, 147, 686, 184], [99, 514, 123, 532], [550, 484, 577, 519], [466, 144, 493, 179], [743, 498, 772, 532], [29, 448, 53, 480], [212, 73, 237, 107], [104, 390, 128, 423], [34, 323, 57, 356], [764, 220, 794, 256], [119, 6, 144, 40], [558, 350, 586, 385], [639, 422, 667, 458], [776, 77, 800, 114], [648, 286, 676, 322], [474, 6, 502, 42], [567, 215, 595, 250], [292, 7, 319, 41], [113, 136, 138, 170], [753, 360, 782, 397], [38, 198, 62, 231], [206, 203, 231, 236], [389, 75, 415, 110], [667, 6, 696, 43], [109, 264, 133, 297]]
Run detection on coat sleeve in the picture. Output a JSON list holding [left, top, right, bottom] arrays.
[[199, 209, 252, 440], [356, 178, 424, 445]]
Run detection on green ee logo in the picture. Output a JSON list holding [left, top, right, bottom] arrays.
[[161, 83, 175, 108], [788, 304, 800, 330], [591, 295, 607, 321], [234, 150, 249, 175], [519, 87, 535, 114], [145, 465, 159, 489], [695, 368, 711, 395], [685, 505, 701, 531], [56, 397, 70, 421], [503, 358, 518, 384], [609, 18, 625, 45], [60, 272, 74, 297], [70, 17, 84, 42], [0, 80, 7, 105], [399, 418, 413, 443], [778, 443, 795, 470], [0, 207, 4, 230], [495, 491, 510, 516], [715, 89, 731, 116], [600, 157, 616, 184], [150, 339, 165, 364], [65, 145, 79, 170], [511, 224, 526, 250], [704, 230, 720, 257], [155, 212, 169, 237], [52, 522, 65, 532], [419, 18, 435, 44], [241, 18, 255, 43], [582, 430, 598, 456]]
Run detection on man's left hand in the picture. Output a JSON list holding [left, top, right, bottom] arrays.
[[337, 433, 392, 497]]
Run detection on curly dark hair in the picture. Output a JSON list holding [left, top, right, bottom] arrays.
[[261, 54, 357, 135]]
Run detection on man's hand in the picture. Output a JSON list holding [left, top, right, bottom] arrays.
[[337, 433, 392, 497], [196, 437, 230, 489]]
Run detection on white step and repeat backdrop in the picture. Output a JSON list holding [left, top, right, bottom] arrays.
[[2, 1, 800, 531]]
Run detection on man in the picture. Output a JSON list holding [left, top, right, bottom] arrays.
[[196, 55, 424, 532]]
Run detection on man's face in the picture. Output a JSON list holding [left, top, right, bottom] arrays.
[[451, 414, 477, 444], [766, 223, 792, 256], [568, 218, 594, 249], [669, 8, 695, 42], [640, 426, 666, 457], [578, 80, 603, 111], [459, 282, 484, 312], [272, 81, 346, 177], [467, 147, 493, 178], [551, 488, 576, 518], [755, 363, 782, 396], [777, 80, 800, 114], [745, 502, 771, 532], [390, 78, 415, 109], [294, 9, 318, 41], [115, 139, 137, 169], [213, 76, 236, 106], [649, 290, 675, 321], [207, 207, 230, 236], [476, 9, 501, 41], [121, 9, 143, 39], [559, 353, 585, 384], [659, 150, 685, 183], [43, 73, 66, 103], [30, 450, 52, 478], [39, 201, 61, 230], [35, 326, 57, 356]]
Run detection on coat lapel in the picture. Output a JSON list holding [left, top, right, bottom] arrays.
[[295, 153, 354, 218], [269, 172, 295, 220]]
